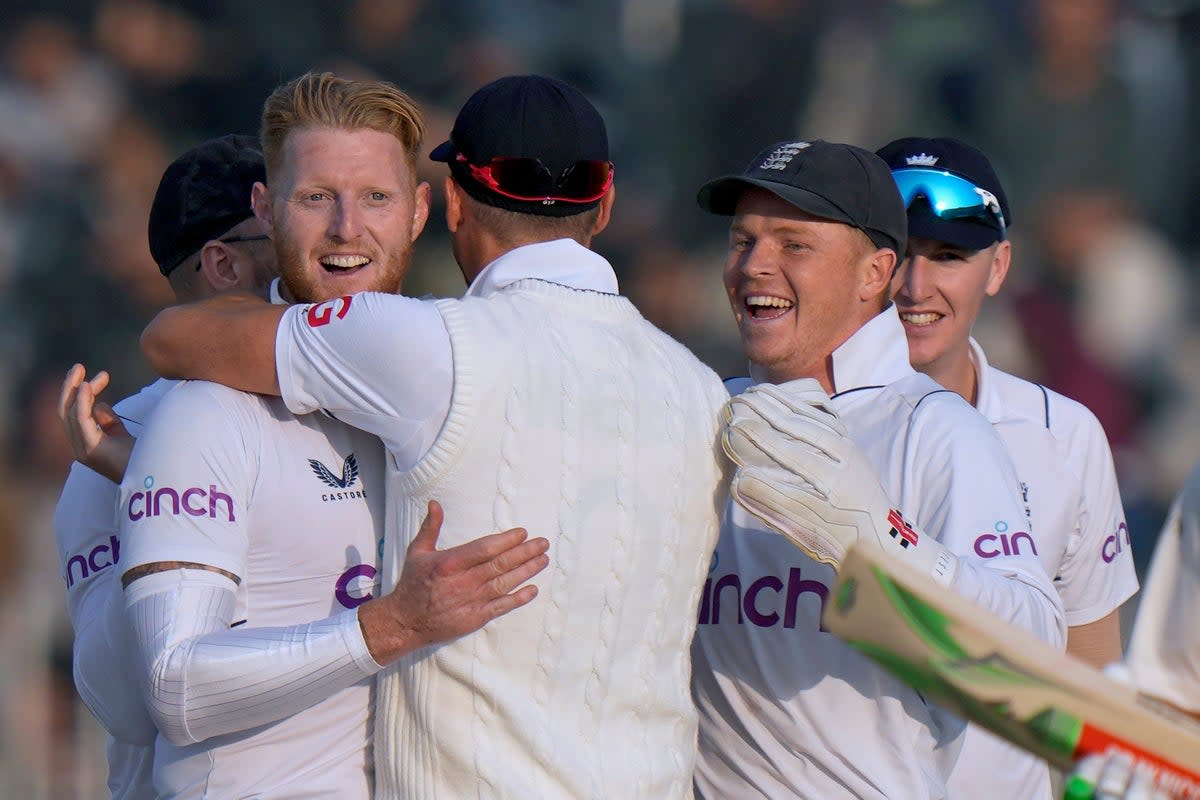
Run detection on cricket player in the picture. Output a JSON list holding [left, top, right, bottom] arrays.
[[113, 73, 548, 799], [53, 133, 277, 799], [690, 139, 1066, 799], [876, 136, 1140, 799], [1067, 459, 1200, 799], [139, 74, 729, 799]]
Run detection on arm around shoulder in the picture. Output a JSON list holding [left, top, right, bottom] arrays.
[[141, 292, 283, 394]]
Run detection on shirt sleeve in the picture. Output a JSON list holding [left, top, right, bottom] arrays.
[[118, 382, 259, 581], [273, 291, 453, 459], [906, 398, 1066, 647], [55, 464, 123, 628], [53, 464, 157, 744], [1053, 405, 1139, 626]]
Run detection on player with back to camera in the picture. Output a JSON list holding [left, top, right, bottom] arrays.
[[54, 133, 277, 799], [134, 73, 730, 799], [71, 73, 548, 799], [689, 138, 1066, 799], [873, 136, 1140, 799]]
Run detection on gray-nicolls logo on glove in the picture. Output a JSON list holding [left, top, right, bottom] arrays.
[[721, 379, 958, 586], [887, 509, 919, 549]]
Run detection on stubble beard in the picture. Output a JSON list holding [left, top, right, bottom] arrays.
[[275, 237, 413, 303]]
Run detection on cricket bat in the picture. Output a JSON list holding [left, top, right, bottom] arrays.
[[823, 544, 1200, 799]]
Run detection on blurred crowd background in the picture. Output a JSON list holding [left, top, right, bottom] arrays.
[[2, 0, 1199, 795]]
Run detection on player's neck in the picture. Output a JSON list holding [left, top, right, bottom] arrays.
[[923, 346, 980, 407], [751, 355, 835, 395]]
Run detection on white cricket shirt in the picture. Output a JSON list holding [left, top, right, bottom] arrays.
[[692, 305, 1064, 800], [947, 338, 1140, 799], [119, 380, 385, 799], [53, 378, 174, 800], [275, 239, 729, 799], [1126, 460, 1200, 714]]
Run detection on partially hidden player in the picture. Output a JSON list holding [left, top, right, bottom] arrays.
[[1067, 458, 1200, 799], [54, 133, 277, 799], [876, 136, 1139, 799]]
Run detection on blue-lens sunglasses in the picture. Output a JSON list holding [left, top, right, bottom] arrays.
[[890, 168, 1007, 238]]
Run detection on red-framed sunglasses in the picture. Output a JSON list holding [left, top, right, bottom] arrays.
[[456, 153, 614, 204]]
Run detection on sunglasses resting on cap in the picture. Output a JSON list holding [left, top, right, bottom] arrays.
[[889, 168, 1007, 237], [454, 153, 614, 205]]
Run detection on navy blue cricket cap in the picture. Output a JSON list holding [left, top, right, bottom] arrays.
[[148, 134, 265, 276], [697, 139, 907, 254], [876, 136, 1010, 252], [429, 74, 609, 218]]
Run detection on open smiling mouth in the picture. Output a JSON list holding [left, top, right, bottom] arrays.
[[320, 255, 370, 273], [899, 312, 943, 326], [745, 295, 794, 320]]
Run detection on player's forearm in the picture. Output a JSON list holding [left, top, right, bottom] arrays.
[[141, 292, 283, 394], [951, 558, 1067, 648], [125, 569, 381, 746], [1067, 610, 1123, 668]]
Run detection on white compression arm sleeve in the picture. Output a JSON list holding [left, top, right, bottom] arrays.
[[124, 568, 382, 746]]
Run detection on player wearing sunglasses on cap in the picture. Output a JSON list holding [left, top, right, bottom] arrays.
[[138, 74, 729, 799], [877, 137, 1139, 799]]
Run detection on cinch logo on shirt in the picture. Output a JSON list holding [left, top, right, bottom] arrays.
[[63, 535, 120, 589], [335, 564, 376, 609], [1101, 521, 1131, 564], [127, 476, 236, 522], [305, 295, 352, 327], [308, 454, 367, 502], [973, 520, 1036, 558], [698, 568, 830, 632]]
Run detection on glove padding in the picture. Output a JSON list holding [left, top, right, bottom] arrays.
[[1068, 752, 1166, 800], [722, 379, 956, 585], [1064, 664, 1176, 800]]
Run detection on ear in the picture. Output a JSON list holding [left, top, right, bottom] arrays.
[[444, 176, 464, 234], [984, 240, 1012, 297], [591, 184, 616, 237], [860, 245, 897, 302], [411, 180, 431, 241], [196, 241, 240, 292], [251, 181, 273, 233]]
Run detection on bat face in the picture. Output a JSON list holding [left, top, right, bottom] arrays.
[[824, 545, 1200, 798]]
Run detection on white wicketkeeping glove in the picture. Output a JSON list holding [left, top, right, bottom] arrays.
[[722, 379, 957, 585], [1068, 752, 1167, 800]]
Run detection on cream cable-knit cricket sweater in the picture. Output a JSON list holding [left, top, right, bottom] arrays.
[[374, 278, 729, 799]]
